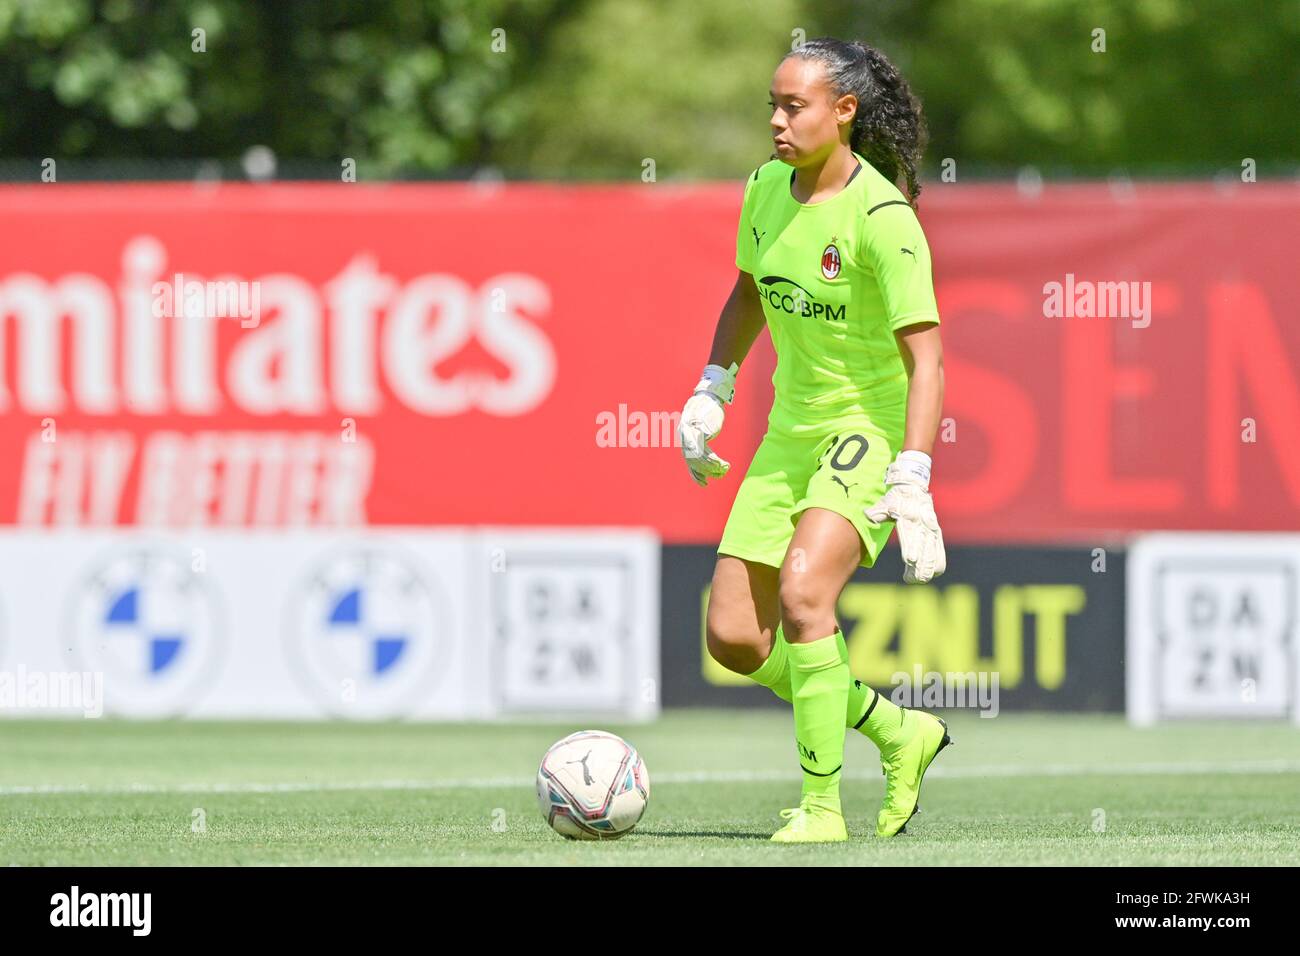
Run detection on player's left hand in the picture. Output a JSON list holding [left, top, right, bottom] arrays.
[[865, 452, 946, 584]]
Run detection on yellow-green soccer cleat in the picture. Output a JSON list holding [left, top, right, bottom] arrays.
[[770, 794, 849, 844], [876, 709, 953, 838]]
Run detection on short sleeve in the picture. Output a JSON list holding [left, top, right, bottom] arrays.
[[861, 203, 940, 330], [734, 167, 760, 274]]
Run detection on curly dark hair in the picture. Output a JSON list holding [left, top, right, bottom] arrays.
[[782, 38, 928, 204]]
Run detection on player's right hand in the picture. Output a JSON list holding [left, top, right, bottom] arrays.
[[678, 362, 739, 487], [679, 392, 729, 486]]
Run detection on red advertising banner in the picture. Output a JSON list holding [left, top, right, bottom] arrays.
[[1, 181, 1297, 542]]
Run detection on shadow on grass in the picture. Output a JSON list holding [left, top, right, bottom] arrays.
[[630, 830, 775, 841]]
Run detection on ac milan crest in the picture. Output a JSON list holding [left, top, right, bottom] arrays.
[[821, 243, 841, 279]]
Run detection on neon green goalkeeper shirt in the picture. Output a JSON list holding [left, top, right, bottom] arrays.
[[734, 150, 940, 428]]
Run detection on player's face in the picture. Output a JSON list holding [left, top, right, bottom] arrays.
[[768, 58, 857, 167]]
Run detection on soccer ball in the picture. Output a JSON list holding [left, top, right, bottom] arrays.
[[536, 730, 650, 840]]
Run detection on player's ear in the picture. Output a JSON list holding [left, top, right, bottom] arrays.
[[836, 92, 858, 127]]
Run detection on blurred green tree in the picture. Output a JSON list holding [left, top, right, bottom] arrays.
[[0, 0, 578, 177], [0, 0, 1294, 179]]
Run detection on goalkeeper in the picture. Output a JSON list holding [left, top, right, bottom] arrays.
[[678, 37, 951, 844]]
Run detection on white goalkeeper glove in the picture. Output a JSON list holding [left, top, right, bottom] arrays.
[[865, 450, 947, 584], [678, 362, 739, 487]]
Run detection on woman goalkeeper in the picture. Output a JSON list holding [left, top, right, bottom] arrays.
[[678, 37, 952, 843]]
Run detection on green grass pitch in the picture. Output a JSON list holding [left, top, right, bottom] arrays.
[[1, 710, 1297, 866]]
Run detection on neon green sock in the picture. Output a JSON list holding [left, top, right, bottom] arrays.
[[848, 680, 912, 751], [839, 624, 911, 752], [746, 627, 792, 700], [787, 630, 849, 804], [749, 626, 889, 738], [838, 630, 873, 730]]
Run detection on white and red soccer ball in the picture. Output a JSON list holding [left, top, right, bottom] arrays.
[[536, 730, 650, 840]]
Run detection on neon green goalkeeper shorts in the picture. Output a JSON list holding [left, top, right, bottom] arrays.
[[717, 406, 905, 570]]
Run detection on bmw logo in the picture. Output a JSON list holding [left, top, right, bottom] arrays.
[[66, 547, 224, 717], [285, 546, 447, 717]]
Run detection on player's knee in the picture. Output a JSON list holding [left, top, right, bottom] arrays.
[[778, 575, 832, 641], [705, 607, 754, 673], [704, 614, 739, 670]]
